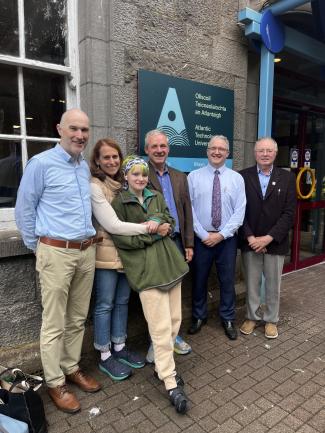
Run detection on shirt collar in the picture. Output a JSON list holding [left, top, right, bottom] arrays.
[[128, 187, 154, 201], [55, 143, 84, 164], [257, 165, 273, 176], [207, 162, 226, 174], [149, 160, 169, 175]]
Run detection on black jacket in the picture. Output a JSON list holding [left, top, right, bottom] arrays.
[[239, 165, 296, 255]]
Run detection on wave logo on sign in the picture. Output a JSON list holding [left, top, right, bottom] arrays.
[[157, 88, 190, 146]]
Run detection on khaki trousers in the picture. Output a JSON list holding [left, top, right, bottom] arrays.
[[242, 251, 285, 323], [139, 282, 182, 391], [36, 242, 96, 387]]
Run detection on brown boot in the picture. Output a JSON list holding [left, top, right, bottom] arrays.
[[48, 384, 81, 413], [66, 369, 101, 393]]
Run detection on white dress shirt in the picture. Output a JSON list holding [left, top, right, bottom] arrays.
[[188, 163, 246, 241]]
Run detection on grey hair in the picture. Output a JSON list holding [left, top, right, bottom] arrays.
[[255, 137, 278, 152], [144, 129, 169, 149], [208, 135, 229, 151]]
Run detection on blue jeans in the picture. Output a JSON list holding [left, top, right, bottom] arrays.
[[93, 269, 131, 351]]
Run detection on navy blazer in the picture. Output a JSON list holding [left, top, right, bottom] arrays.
[[239, 165, 296, 255]]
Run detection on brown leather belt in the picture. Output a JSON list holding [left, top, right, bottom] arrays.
[[39, 236, 103, 251]]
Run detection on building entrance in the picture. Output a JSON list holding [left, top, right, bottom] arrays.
[[273, 104, 325, 271]]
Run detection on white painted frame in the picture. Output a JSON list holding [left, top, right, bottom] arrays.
[[0, 0, 79, 224]]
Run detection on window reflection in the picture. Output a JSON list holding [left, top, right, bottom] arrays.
[[0, 64, 20, 135], [24, 68, 65, 137], [27, 141, 55, 160], [25, 0, 67, 65], [273, 110, 299, 168], [0, 0, 19, 56], [300, 208, 325, 260], [306, 115, 325, 202], [0, 140, 22, 208]]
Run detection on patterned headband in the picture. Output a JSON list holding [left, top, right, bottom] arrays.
[[122, 156, 148, 174]]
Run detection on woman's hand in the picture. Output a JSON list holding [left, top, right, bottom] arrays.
[[157, 223, 171, 237]]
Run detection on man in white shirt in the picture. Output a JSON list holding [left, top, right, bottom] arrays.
[[187, 135, 246, 340]]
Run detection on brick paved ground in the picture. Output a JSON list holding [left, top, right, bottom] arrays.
[[42, 263, 325, 433]]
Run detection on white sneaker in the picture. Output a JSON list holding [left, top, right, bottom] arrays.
[[146, 343, 155, 364]]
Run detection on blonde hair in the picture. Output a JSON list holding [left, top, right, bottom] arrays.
[[122, 155, 149, 176]]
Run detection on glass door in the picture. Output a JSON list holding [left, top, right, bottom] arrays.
[[297, 114, 325, 268], [272, 109, 299, 270], [273, 106, 325, 271]]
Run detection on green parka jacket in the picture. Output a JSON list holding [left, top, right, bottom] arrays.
[[111, 188, 189, 292]]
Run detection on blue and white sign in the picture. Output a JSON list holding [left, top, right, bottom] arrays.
[[138, 70, 234, 172], [260, 10, 285, 54], [290, 148, 299, 169]]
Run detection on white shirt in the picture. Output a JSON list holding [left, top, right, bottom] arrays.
[[187, 163, 246, 241]]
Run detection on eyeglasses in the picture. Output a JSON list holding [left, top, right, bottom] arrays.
[[207, 147, 229, 153], [255, 149, 276, 154]]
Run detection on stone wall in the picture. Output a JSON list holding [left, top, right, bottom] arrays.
[[78, 0, 254, 169]]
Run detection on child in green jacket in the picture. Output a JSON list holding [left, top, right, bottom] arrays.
[[111, 155, 189, 414]]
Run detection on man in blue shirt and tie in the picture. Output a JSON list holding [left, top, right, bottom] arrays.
[[187, 135, 246, 339], [15, 109, 101, 413]]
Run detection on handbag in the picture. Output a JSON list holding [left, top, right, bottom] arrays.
[[0, 368, 48, 433], [0, 413, 28, 433]]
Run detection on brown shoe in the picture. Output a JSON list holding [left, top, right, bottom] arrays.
[[240, 320, 257, 335], [48, 384, 81, 413], [66, 369, 101, 393], [265, 323, 278, 339]]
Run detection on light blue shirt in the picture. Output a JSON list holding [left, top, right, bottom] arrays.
[[15, 144, 96, 251], [156, 166, 180, 233], [257, 165, 273, 198], [187, 163, 246, 241]]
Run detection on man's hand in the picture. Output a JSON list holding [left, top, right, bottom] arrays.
[[157, 223, 171, 237], [143, 220, 159, 233], [185, 247, 194, 262], [247, 235, 272, 253], [202, 232, 224, 247]]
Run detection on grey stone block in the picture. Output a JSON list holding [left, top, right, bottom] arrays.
[[110, 84, 137, 128], [79, 38, 109, 86], [247, 82, 259, 114], [185, 24, 214, 68], [212, 37, 248, 78], [234, 110, 246, 142], [78, 0, 109, 42], [80, 83, 110, 128], [106, 127, 127, 151], [221, 14, 247, 44], [0, 256, 37, 306], [109, 1, 138, 45], [245, 112, 258, 143], [243, 141, 256, 168], [0, 301, 42, 347], [107, 42, 126, 86], [235, 77, 248, 112], [177, 0, 222, 34], [88, 127, 110, 152], [233, 141, 245, 170], [0, 231, 31, 258], [136, 7, 188, 58], [248, 51, 260, 84]]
